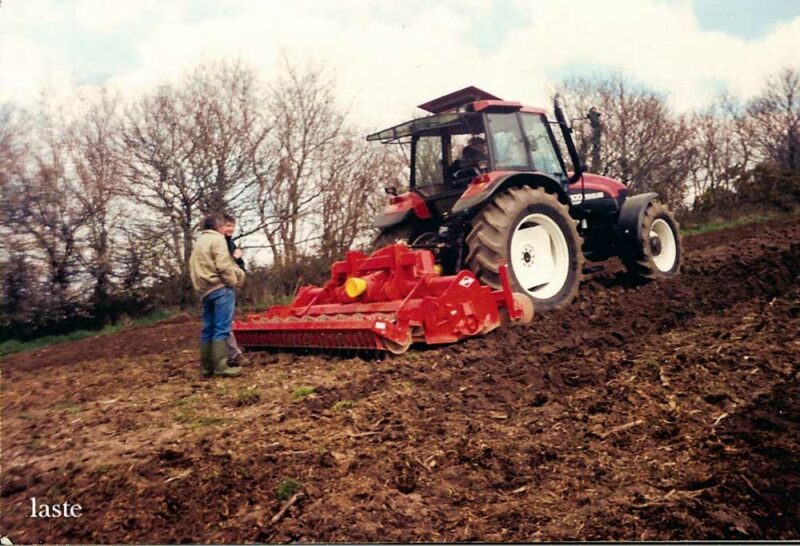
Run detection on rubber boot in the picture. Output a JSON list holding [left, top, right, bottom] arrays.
[[227, 334, 250, 366], [229, 350, 250, 367], [211, 339, 242, 377], [200, 342, 214, 378]]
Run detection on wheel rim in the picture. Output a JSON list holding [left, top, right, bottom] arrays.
[[510, 213, 570, 300], [650, 218, 677, 272]]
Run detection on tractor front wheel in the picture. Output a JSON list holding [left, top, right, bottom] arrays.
[[623, 201, 683, 279], [466, 186, 584, 312]]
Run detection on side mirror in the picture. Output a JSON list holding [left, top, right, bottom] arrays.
[[385, 186, 398, 196], [477, 159, 489, 171]]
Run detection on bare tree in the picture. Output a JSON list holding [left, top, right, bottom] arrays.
[[119, 60, 269, 305], [2, 102, 89, 309], [255, 59, 346, 265], [685, 95, 755, 209], [181, 61, 272, 219], [556, 74, 694, 207], [119, 84, 196, 304], [0, 105, 43, 330], [313, 132, 404, 261], [68, 90, 125, 308], [0, 104, 16, 191], [746, 67, 800, 170], [0, 104, 21, 242]]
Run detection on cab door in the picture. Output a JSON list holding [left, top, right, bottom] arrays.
[[518, 113, 568, 184]]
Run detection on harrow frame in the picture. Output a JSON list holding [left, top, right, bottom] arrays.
[[233, 244, 530, 354]]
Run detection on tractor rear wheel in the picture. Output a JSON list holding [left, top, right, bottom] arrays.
[[466, 186, 584, 312], [623, 201, 683, 279]]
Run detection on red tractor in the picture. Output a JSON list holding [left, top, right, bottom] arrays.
[[233, 87, 682, 354], [369, 86, 682, 312]]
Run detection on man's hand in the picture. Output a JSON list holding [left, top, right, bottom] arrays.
[[233, 248, 243, 259]]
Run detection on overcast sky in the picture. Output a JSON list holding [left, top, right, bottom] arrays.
[[2, 0, 800, 130]]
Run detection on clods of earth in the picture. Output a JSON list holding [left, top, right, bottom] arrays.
[[2, 217, 800, 543]]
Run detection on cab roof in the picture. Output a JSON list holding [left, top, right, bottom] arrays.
[[366, 86, 547, 143], [417, 86, 546, 115], [417, 86, 501, 113]]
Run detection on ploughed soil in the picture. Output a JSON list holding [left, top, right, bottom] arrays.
[[2, 216, 800, 543]]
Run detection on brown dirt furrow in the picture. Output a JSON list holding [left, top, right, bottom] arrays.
[[1, 216, 799, 543]]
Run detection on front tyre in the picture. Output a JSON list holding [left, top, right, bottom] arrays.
[[623, 201, 683, 280], [466, 186, 584, 312]]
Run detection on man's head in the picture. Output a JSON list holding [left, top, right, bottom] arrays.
[[202, 213, 226, 233], [222, 214, 236, 237], [468, 136, 487, 154]]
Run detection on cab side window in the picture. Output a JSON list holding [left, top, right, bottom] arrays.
[[414, 136, 443, 186]]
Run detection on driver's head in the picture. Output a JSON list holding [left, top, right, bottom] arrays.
[[468, 136, 487, 154], [463, 146, 481, 161]]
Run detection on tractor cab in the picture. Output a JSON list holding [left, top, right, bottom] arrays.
[[367, 87, 570, 222]]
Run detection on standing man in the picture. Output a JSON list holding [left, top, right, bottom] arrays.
[[222, 213, 247, 366], [189, 213, 246, 378]]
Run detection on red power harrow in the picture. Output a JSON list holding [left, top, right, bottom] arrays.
[[233, 244, 533, 354]]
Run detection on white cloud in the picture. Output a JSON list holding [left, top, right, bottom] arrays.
[[74, 0, 190, 33], [3, 0, 800, 128], [75, 0, 134, 33], [0, 34, 74, 106], [498, 0, 800, 112]]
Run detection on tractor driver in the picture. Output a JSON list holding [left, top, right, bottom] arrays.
[[450, 136, 489, 181], [463, 136, 488, 165]]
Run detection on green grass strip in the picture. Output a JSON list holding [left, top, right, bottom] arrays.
[[0, 308, 178, 358], [682, 213, 779, 236]]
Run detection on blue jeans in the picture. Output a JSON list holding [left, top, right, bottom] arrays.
[[201, 287, 236, 342]]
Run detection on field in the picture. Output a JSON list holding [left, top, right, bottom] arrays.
[[2, 216, 799, 543]]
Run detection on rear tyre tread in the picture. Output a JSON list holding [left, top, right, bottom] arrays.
[[466, 186, 584, 312]]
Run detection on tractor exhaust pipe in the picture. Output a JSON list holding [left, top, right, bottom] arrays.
[[554, 94, 584, 184]]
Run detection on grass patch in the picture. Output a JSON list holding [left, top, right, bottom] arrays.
[[174, 395, 200, 407], [683, 213, 775, 236], [234, 387, 261, 407], [291, 386, 315, 400], [0, 308, 178, 357], [276, 478, 301, 501], [332, 399, 355, 411], [173, 410, 194, 424], [195, 416, 229, 428], [173, 409, 230, 429]]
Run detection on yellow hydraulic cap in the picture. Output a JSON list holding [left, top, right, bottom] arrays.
[[433, 264, 443, 275], [345, 277, 368, 298]]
